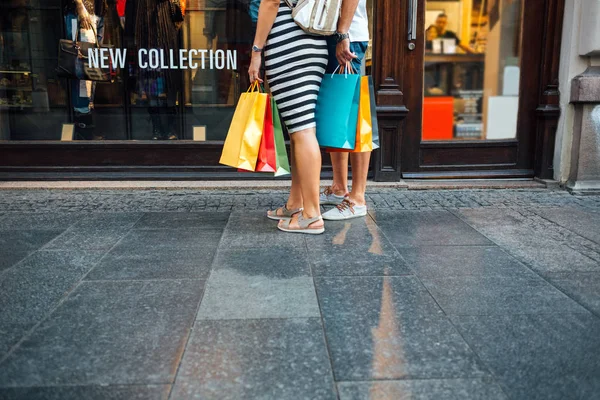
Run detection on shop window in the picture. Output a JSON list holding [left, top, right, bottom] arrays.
[[0, 0, 254, 142], [423, 0, 522, 141]]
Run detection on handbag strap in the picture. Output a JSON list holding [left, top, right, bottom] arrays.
[[283, 0, 294, 9]]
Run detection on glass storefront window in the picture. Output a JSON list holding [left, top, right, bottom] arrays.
[[423, 0, 522, 141], [0, 0, 253, 142]]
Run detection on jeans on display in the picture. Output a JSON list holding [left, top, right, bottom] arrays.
[[64, 13, 105, 114]]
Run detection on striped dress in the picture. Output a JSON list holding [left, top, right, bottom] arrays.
[[264, 1, 329, 134]]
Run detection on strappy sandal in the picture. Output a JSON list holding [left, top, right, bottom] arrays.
[[267, 204, 303, 221], [278, 213, 325, 235]]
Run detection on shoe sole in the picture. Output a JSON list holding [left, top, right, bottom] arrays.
[[277, 225, 325, 235], [320, 199, 345, 206], [322, 211, 368, 221]]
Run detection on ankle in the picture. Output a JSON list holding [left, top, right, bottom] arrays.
[[330, 184, 348, 196], [347, 193, 366, 206]]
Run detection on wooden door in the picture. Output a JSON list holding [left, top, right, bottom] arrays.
[[371, 0, 565, 180]]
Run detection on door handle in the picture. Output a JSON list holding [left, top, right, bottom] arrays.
[[407, 0, 418, 41]]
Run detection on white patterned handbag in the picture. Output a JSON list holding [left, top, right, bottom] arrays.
[[283, 0, 342, 36]]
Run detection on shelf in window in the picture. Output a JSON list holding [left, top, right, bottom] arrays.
[[0, 104, 33, 109], [0, 87, 33, 91], [0, 70, 31, 74]]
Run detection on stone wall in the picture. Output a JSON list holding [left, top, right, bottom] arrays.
[[555, 0, 600, 193]]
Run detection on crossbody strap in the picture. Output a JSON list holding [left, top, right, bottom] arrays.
[[283, 0, 294, 9]]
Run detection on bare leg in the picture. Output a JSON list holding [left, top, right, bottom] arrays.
[[348, 151, 371, 206], [286, 139, 304, 208], [267, 140, 302, 218], [279, 127, 323, 229], [330, 152, 350, 196]]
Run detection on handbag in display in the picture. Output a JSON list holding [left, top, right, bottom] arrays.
[[169, 0, 186, 23], [56, 26, 114, 82], [283, 0, 342, 36]]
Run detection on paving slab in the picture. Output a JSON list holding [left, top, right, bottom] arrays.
[[85, 247, 217, 280], [399, 246, 537, 278], [534, 207, 600, 245], [133, 212, 229, 231], [315, 277, 487, 381], [306, 218, 410, 276], [197, 270, 319, 320], [116, 229, 222, 251], [420, 275, 587, 315], [171, 318, 336, 400], [337, 378, 507, 400], [0, 280, 204, 387], [451, 313, 600, 400], [0, 213, 82, 230], [219, 212, 300, 248], [0, 231, 64, 252], [0, 252, 30, 274], [371, 210, 492, 247], [0, 250, 105, 356], [43, 213, 143, 251], [456, 208, 600, 273], [0, 385, 171, 400], [545, 272, 600, 316], [212, 246, 311, 278]]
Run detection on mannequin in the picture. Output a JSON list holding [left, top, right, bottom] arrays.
[[63, 0, 108, 140], [118, 0, 185, 140]]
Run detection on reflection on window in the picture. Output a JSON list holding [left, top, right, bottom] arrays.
[[423, 0, 522, 141]]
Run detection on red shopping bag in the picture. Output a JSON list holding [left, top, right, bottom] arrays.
[[255, 98, 277, 172]]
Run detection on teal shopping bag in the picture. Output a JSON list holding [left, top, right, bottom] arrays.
[[315, 69, 361, 149]]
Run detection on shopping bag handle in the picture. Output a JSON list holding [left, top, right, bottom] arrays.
[[329, 61, 358, 79], [247, 81, 264, 92]]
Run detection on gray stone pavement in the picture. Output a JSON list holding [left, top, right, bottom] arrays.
[[0, 188, 599, 399]]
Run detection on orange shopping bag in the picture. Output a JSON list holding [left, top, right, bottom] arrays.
[[326, 76, 373, 153], [219, 82, 269, 171]]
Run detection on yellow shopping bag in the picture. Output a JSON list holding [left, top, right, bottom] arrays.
[[219, 82, 269, 170], [354, 76, 373, 152], [326, 76, 373, 153]]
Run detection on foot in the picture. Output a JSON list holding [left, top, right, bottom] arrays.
[[322, 199, 367, 221], [319, 186, 346, 205], [278, 212, 325, 234]]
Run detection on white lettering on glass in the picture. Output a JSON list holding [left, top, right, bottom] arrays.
[[188, 49, 198, 69], [138, 49, 148, 68], [199, 50, 208, 69], [88, 48, 99, 68], [227, 50, 237, 70], [148, 49, 160, 69], [160, 49, 168, 69], [88, 48, 238, 70], [215, 49, 225, 69], [110, 48, 127, 69], [179, 49, 188, 69], [100, 48, 109, 68]]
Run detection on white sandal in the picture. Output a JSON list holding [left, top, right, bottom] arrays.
[[278, 213, 325, 235]]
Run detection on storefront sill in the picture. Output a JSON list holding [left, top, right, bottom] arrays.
[[403, 169, 535, 180]]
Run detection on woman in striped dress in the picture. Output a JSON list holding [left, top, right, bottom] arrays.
[[248, 0, 329, 234]]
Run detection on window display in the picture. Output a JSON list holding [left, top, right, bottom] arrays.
[[0, 0, 252, 142]]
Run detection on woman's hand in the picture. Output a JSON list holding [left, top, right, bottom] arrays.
[[336, 38, 357, 67], [249, 52, 263, 84]]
